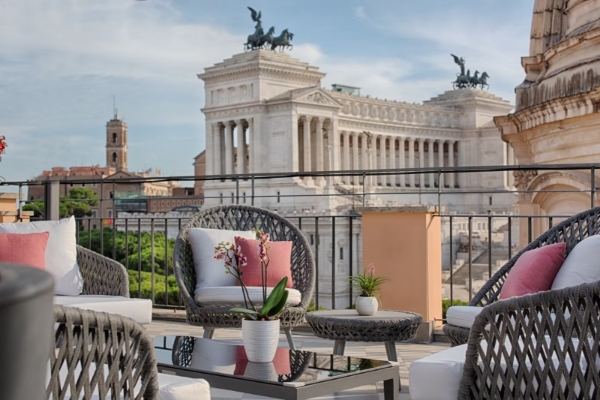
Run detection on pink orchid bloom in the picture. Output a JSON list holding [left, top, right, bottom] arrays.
[[368, 264, 375, 276]]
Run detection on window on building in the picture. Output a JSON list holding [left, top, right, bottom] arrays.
[[81, 183, 85, 187], [92, 224, 97, 229], [310, 234, 314, 245], [112, 133, 117, 143], [161, 201, 165, 206], [489, 196, 493, 206], [110, 191, 114, 199], [112, 153, 117, 162], [340, 247, 344, 260], [91, 210, 97, 218], [243, 192, 246, 204], [231, 193, 234, 204], [177, 201, 181, 206], [107, 209, 113, 218], [277, 191, 281, 203], [220, 193, 223, 204]]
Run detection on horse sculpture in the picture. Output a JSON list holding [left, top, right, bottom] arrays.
[[258, 26, 276, 49], [245, 26, 275, 51], [453, 69, 471, 89], [469, 71, 479, 88], [271, 29, 294, 52], [478, 72, 490, 89]]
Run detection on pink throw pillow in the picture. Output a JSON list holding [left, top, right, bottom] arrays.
[[234, 236, 293, 288], [499, 242, 566, 300], [0, 232, 50, 270]]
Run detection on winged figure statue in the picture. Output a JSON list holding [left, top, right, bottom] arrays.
[[451, 54, 465, 76], [248, 7, 262, 29]]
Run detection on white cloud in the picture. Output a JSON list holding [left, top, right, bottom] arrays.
[[354, 7, 369, 21]]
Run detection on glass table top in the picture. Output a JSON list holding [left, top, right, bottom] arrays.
[[153, 336, 392, 385]]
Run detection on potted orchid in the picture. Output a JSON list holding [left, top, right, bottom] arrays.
[[349, 264, 389, 316], [214, 228, 288, 362]]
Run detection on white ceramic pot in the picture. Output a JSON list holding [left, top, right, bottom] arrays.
[[241, 319, 280, 362], [356, 296, 378, 316], [244, 361, 277, 381]]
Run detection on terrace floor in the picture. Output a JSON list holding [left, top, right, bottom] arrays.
[[146, 319, 450, 400]]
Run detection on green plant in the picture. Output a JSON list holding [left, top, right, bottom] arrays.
[[442, 299, 469, 320], [307, 299, 326, 312], [214, 229, 288, 321], [349, 264, 389, 297]]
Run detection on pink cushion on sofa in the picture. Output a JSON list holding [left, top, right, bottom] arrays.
[[0, 232, 50, 269], [499, 242, 566, 299], [234, 237, 293, 288]]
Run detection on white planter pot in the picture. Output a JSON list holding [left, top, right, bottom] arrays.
[[241, 319, 280, 362], [356, 296, 378, 316], [244, 361, 277, 381]]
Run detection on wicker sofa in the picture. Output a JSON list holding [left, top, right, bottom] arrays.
[[52, 245, 153, 324], [173, 205, 316, 349], [443, 206, 600, 347], [49, 305, 211, 399]]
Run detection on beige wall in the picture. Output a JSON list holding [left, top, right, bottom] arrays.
[[362, 208, 442, 327]]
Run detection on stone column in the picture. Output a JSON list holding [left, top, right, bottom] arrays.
[[371, 135, 378, 187], [315, 117, 325, 186], [303, 116, 312, 184], [418, 138, 425, 187], [212, 123, 221, 175], [389, 137, 396, 187], [428, 139, 435, 188], [224, 121, 233, 175], [342, 131, 350, 183], [236, 120, 246, 176], [399, 137, 405, 187], [437, 140, 445, 188], [448, 140, 455, 188], [291, 114, 299, 173], [408, 137, 415, 187], [247, 118, 254, 173], [205, 122, 214, 176], [352, 132, 359, 186], [456, 140, 463, 188], [361, 133, 368, 186]]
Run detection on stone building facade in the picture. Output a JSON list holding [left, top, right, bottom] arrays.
[[197, 50, 517, 307], [494, 0, 600, 246]]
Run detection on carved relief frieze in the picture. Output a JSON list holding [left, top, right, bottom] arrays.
[[514, 170, 538, 202]]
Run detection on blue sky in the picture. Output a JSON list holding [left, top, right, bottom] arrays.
[[0, 0, 533, 184]]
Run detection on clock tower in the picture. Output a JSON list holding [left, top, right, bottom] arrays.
[[106, 112, 128, 171]]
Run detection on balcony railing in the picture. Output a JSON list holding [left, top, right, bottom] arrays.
[[8, 163, 600, 310]]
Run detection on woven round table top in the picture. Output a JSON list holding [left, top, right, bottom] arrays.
[[306, 310, 422, 342]]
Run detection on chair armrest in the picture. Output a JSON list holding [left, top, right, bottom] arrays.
[[49, 305, 159, 399], [77, 246, 129, 297], [459, 281, 600, 398]]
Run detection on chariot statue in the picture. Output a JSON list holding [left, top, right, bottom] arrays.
[[451, 54, 490, 90], [244, 7, 294, 52]]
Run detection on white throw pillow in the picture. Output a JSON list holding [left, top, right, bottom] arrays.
[[552, 235, 600, 290], [0, 216, 82, 295], [188, 228, 255, 296]]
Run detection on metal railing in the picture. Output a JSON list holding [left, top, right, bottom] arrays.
[[7, 162, 600, 309]]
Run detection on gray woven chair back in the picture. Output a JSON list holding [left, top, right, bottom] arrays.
[[48, 305, 158, 399], [173, 205, 315, 309], [472, 206, 600, 307]]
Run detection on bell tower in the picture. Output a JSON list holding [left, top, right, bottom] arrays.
[[106, 111, 128, 171]]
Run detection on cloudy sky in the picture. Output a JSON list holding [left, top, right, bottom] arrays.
[[0, 0, 533, 184]]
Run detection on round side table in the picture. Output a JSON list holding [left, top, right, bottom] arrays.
[[306, 310, 422, 362]]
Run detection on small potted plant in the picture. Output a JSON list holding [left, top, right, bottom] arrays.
[[214, 229, 288, 362], [349, 264, 388, 316]]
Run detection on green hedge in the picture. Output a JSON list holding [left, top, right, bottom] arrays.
[[128, 270, 180, 306]]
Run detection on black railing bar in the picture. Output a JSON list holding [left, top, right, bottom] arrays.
[[164, 218, 169, 307], [150, 219, 155, 304], [439, 214, 576, 219], [17, 162, 600, 186], [449, 215, 453, 304]]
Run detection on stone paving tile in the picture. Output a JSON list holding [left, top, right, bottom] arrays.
[[145, 320, 449, 399]]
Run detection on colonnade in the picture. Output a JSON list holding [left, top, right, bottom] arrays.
[[338, 131, 461, 188], [209, 119, 253, 176], [296, 115, 332, 186]]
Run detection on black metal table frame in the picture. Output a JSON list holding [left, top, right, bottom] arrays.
[[157, 360, 399, 400]]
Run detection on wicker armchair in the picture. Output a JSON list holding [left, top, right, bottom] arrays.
[[443, 206, 600, 347], [459, 281, 600, 398], [173, 205, 316, 349], [77, 245, 129, 297], [48, 305, 158, 399]]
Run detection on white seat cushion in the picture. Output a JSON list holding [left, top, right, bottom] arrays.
[[188, 228, 256, 296], [410, 344, 467, 400], [54, 295, 152, 325], [446, 306, 483, 328], [410, 336, 598, 399], [552, 235, 600, 290], [0, 216, 82, 295], [195, 286, 302, 307], [157, 373, 211, 400]]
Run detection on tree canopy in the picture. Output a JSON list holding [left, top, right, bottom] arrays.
[[24, 187, 100, 219]]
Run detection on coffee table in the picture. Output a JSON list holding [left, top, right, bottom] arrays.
[[153, 336, 399, 400], [306, 310, 422, 362]]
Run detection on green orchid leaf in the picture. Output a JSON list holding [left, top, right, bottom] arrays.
[[261, 277, 288, 315], [267, 289, 288, 317]]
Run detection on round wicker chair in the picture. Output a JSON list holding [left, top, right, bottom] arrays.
[[173, 205, 316, 349], [443, 206, 600, 346]]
